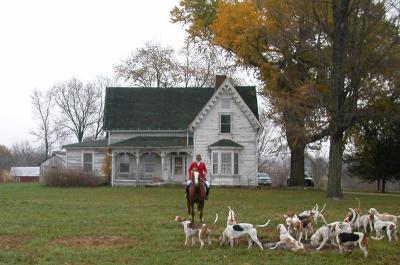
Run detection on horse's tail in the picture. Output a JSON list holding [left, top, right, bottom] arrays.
[[213, 213, 219, 224], [255, 219, 271, 228]]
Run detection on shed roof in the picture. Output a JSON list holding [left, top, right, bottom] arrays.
[[63, 140, 108, 149], [10, 167, 40, 177]]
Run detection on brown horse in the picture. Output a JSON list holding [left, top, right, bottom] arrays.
[[187, 171, 206, 224]]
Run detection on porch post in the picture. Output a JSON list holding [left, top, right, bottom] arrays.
[[161, 152, 166, 182], [135, 151, 140, 186], [111, 152, 115, 187]]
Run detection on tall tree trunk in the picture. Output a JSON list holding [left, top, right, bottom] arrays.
[[289, 145, 306, 186], [381, 178, 386, 193], [327, 132, 344, 198]]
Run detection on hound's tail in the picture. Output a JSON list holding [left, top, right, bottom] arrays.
[[256, 219, 271, 228], [370, 236, 385, 240], [213, 213, 219, 224]]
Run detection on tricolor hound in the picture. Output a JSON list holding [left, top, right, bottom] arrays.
[[336, 232, 369, 257], [310, 221, 352, 250], [220, 211, 270, 250]]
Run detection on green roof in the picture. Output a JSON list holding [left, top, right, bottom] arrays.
[[63, 140, 108, 148], [104, 86, 258, 130], [111, 136, 193, 148], [209, 139, 243, 148]]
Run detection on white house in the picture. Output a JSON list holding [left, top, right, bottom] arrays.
[[63, 76, 261, 186]]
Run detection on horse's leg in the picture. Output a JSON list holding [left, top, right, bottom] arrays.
[[187, 199, 190, 216], [199, 202, 204, 223], [191, 203, 195, 224]]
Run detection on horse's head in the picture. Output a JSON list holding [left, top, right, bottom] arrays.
[[193, 170, 199, 186]]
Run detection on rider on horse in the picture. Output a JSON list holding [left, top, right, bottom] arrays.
[[186, 154, 210, 200]]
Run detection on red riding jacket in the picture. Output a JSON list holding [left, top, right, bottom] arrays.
[[188, 161, 208, 181]]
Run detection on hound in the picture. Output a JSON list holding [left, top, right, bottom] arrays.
[[345, 208, 373, 233], [369, 214, 398, 242], [175, 213, 219, 248], [336, 232, 369, 257], [310, 221, 351, 250], [270, 224, 304, 252], [284, 214, 313, 241], [220, 219, 270, 250], [299, 203, 328, 225], [368, 208, 400, 225]]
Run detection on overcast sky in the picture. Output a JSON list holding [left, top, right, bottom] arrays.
[[0, 0, 189, 148]]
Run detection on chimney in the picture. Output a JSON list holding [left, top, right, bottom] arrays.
[[215, 75, 227, 90]]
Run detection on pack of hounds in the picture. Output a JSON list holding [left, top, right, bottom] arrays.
[[174, 200, 399, 258]]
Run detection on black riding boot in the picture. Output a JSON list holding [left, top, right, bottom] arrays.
[[206, 187, 210, 200]]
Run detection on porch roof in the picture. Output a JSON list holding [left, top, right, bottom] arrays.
[[209, 139, 243, 148], [110, 136, 193, 148], [63, 139, 108, 148]]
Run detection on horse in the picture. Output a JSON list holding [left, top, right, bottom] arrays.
[[187, 170, 206, 224]]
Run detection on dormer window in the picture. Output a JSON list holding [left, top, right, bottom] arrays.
[[220, 114, 231, 133]]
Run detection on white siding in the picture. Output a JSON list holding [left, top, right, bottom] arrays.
[[193, 90, 258, 186], [66, 148, 105, 176]]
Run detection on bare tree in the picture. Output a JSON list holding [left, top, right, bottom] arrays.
[[11, 141, 44, 166], [0, 145, 14, 170], [31, 89, 66, 158], [52, 77, 101, 143], [89, 76, 116, 140], [178, 42, 244, 87], [114, 41, 181, 88]]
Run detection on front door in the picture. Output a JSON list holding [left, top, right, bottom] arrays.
[[173, 156, 185, 182]]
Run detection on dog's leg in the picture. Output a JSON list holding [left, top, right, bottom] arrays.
[[191, 235, 195, 246], [316, 237, 329, 251], [270, 241, 283, 250], [298, 231, 303, 242], [387, 229, 392, 241], [246, 235, 253, 250], [208, 233, 212, 245], [199, 238, 204, 249], [185, 236, 189, 246], [249, 232, 263, 250], [229, 237, 234, 248], [359, 245, 368, 257], [330, 236, 338, 247]]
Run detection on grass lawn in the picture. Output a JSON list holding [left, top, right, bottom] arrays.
[[0, 184, 399, 265]]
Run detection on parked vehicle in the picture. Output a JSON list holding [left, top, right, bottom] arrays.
[[287, 172, 314, 187], [257, 173, 272, 187]]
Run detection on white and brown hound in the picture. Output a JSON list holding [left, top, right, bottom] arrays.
[[344, 208, 373, 233], [270, 224, 304, 252], [284, 214, 313, 241], [368, 208, 400, 225], [369, 214, 398, 242], [175, 213, 219, 248], [299, 203, 328, 225]]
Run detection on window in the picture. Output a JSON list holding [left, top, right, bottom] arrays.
[[83, 153, 93, 173], [212, 152, 218, 174], [174, 157, 183, 175], [145, 155, 155, 173], [220, 114, 231, 133], [211, 151, 239, 176], [221, 152, 232, 174], [119, 153, 130, 173], [234, 153, 239, 174]]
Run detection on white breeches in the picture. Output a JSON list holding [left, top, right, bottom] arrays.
[[187, 180, 210, 188]]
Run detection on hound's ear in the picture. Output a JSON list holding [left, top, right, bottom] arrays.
[[283, 214, 288, 218], [316, 204, 319, 211], [330, 224, 336, 232]]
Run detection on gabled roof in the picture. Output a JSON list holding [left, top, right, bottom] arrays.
[[103, 86, 258, 131], [63, 140, 108, 149], [209, 139, 243, 148], [110, 136, 193, 148], [10, 167, 40, 177]]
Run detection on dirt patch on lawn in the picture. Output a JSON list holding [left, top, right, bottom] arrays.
[[50, 236, 136, 248], [0, 235, 30, 249]]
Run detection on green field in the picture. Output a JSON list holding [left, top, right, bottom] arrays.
[[0, 184, 399, 264]]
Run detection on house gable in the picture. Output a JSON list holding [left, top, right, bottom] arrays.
[[188, 78, 260, 131]]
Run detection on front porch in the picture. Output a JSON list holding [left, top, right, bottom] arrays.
[[111, 149, 193, 186]]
